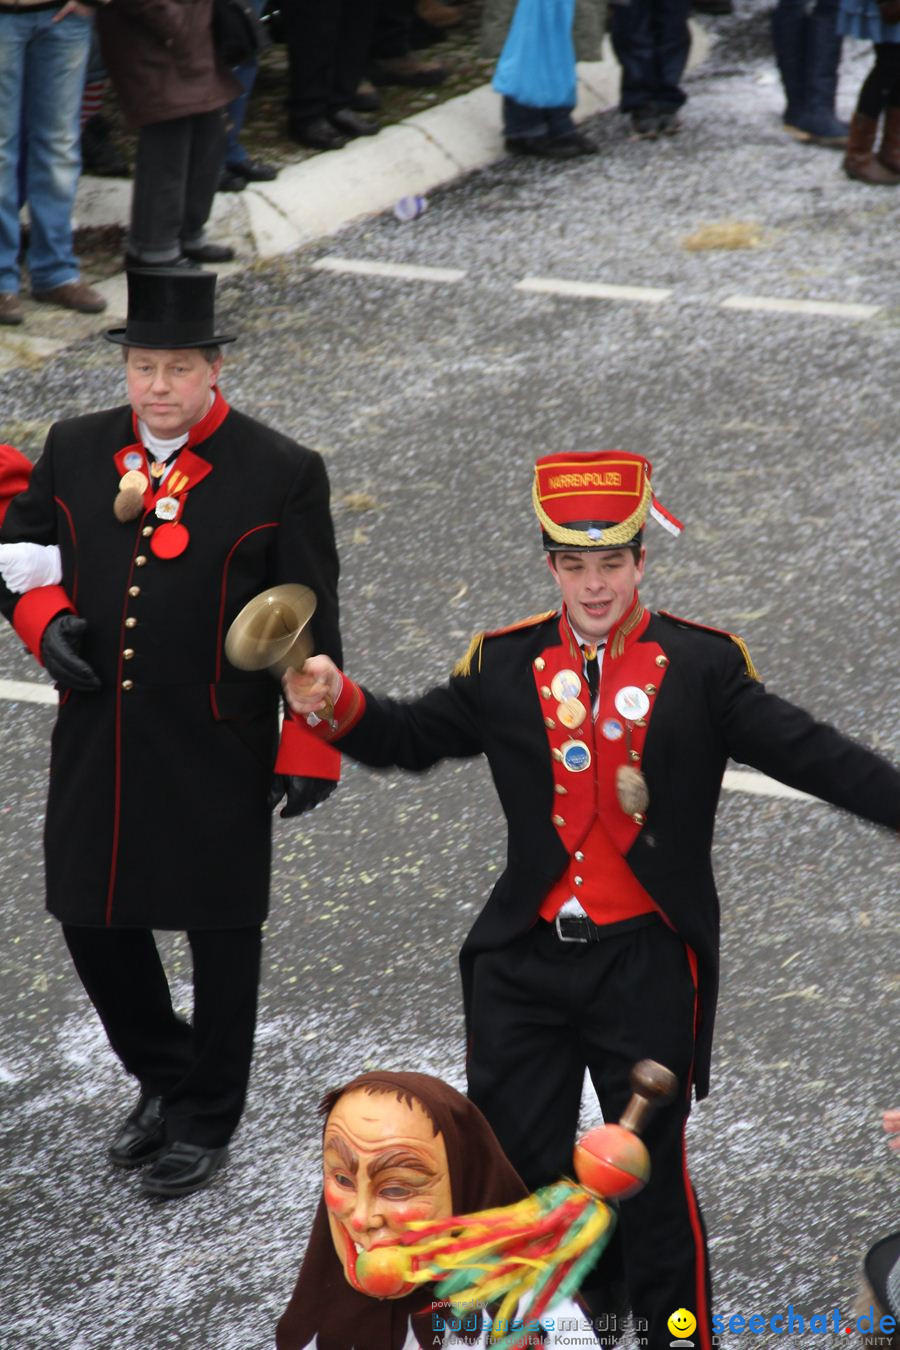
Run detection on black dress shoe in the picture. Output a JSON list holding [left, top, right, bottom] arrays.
[[289, 117, 349, 151], [230, 157, 278, 182], [329, 108, 381, 138], [217, 168, 247, 193], [553, 131, 598, 156], [124, 253, 199, 270], [140, 1142, 228, 1198], [109, 1095, 167, 1169], [181, 242, 235, 263], [630, 107, 662, 138], [505, 134, 584, 160]]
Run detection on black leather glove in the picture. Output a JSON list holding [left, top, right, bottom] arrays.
[[269, 775, 337, 818], [40, 614, 101, 692]]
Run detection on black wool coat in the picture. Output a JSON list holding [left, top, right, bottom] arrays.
[[0, 398, 341, 930], [328, 610, 900, 1099]]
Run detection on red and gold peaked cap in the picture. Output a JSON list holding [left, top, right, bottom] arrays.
[[533, 450, 684, 551]]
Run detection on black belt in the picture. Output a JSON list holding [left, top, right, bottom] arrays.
[[543, 912, 660, 944]]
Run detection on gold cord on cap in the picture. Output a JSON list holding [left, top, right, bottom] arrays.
[[532, 469, 653, 548]]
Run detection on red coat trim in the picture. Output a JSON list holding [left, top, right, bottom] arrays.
[[275, 719, 341, 780], [0, 444, 32, 525], [289, 674, 366, 745], [12, 585, 75, 662]]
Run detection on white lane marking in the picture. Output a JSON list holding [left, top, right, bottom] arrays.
[[515, 276, 672, 304], [311, 257, 466, 284], [0, 678, 57, 706], [720, 295, 880, 320], [723, 768, 815, 803]]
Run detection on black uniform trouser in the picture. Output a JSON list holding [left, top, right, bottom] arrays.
[[128, 110, 227, 263], [283, 0, 379, 125], [466, 916, 712, 1350], [62, 924, 262, 1149]]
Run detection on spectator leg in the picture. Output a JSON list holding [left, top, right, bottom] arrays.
[[180, 110, 229, 250], [331, 0, 380, 112], [0, 14, 28, 294], [21, 8, 91, 292], [224, 0, 264, 170], [128, 117, 194, 264], [371, 0, 415, 58], [283, 0, 343, 128], [502, 97, 551, 141], [771, 0, 809, 123], [611, 0, 658, 113], [650, 0, 691, 112]]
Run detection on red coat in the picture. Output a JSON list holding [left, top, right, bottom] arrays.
[[97, 0, 240, 128]]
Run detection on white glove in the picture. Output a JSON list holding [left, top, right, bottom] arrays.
[[0, 542, 63, 592]]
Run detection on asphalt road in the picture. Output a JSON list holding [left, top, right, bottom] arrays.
[[1, 11, 898, 1350]]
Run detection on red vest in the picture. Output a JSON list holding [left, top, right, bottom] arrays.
[[536, 596, 670, 925]]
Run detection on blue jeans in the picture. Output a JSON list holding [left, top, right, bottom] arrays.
[[0, 7, 92, 294], [503, 96, 576, 141], [224, 0, 264, 169]]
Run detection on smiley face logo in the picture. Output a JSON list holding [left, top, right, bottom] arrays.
[[667, 1308, 697, 1340]]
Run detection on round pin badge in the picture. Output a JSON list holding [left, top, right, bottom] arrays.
[[614, 685, 651, 721], [119, 469, 148, 495], [551, 669, 582, 702], [124, 451, 144, 471], [601, 717, 624, 741], [561, 739, 592, 773], [557, 697, 586, 730], [154, 495, 180, 522], [150, 521, 189, 559]]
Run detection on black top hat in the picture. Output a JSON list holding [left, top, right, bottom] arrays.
[[105, 268, 236, 349]]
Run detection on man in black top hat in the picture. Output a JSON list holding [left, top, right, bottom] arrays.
[[0, 268, 342, 1198]]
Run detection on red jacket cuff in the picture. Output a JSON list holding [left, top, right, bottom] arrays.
[[12, 585, 74, 662], [275, 718, 341, 780]]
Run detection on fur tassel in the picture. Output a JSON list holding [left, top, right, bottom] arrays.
[[114, 488, 145, 523]]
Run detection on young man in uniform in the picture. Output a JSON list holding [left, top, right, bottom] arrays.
[[0, 268, 342, 1199], [281, 450, 900, 1348]]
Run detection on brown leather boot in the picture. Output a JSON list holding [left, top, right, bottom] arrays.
[[878, 105, 900, 174], [843, 112, 900, 184]]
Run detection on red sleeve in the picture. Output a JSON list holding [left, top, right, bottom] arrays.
[[12, 585, 74, 662]]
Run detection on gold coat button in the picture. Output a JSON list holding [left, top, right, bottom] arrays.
[[551, 748, 563, 762], [541, 686, 552, 699], [544, 716, 556, 729], [644, 683, 657, 696], [142, 525, 154, 538], [129, 586, 140, 597], [123, 649, 135, 660], [552, 814, 565, 827], [125, 617, 137, 629], [656, 654, 668, 668], [574, 875, 583, 886], [574, 850, 584, 861], [632, 812, 646, 826], [633, 717, 647, 728], [554, 784, 567, 795], [534, 657, 546, 671], [122, 679, 134, 691], [629, 749, 640, 762], [135, 555, 147, 567]]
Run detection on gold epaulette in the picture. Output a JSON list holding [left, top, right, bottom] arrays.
[[451, 610, 557, 678], [658, 611, 761, 682]]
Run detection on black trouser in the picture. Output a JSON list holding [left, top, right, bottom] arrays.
[[466, 917, 712, 1350], [857, 44, 900, 120], [371, 0, 415, 59], [128, 110, 227, 263], [62, 924, 262, 1148], [283, 0, 379, 125]]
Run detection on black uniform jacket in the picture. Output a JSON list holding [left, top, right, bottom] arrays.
[[312, 603, 899, 1099], [0, 394, 341, 930]]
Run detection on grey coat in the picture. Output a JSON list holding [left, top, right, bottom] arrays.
[[480, 0, 607, 62]]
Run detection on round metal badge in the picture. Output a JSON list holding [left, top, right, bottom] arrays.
[[124, 451, 144, 471], [561, 739, 592, 773], [551, 669, 582, 702], [601, 718, 624, 741], [119, 469, 148, 495], [614, 685, 651, 721], [557, 697, 586, 730], [154, 495, 180, 522]]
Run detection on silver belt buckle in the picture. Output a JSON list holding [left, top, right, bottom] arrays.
[[555, 914, 588, 943]]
